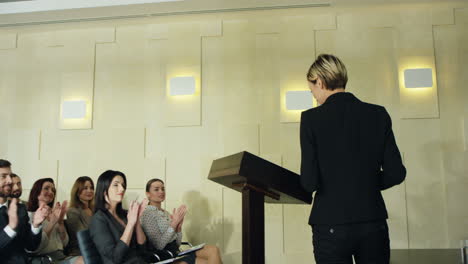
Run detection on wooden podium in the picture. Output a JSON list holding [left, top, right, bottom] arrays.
[[208, 151, 312, 264]]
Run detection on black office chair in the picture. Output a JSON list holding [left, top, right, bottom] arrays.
[[77, 229, 103, 264]]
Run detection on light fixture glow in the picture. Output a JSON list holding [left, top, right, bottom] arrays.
[[285, 91, 313, 110], [404, 68, 433, 88], [169, 76, 196, 96], [62, 100, 87, 119]]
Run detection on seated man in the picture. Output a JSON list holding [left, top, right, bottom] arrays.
[[10, 173, 26, 204], [0, 159, 48, 264]]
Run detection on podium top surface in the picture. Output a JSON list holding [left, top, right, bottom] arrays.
[[208, 151, 312, 204]]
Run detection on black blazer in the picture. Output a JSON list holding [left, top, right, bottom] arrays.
[[90, 209, 156, 264], [0, 203, 42, 264], [300, 92, 406, 225]]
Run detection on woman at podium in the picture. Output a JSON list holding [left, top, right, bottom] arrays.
[[300, 54, 406, 264]]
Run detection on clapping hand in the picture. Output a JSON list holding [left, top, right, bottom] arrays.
[[7, 198, 19, 230], [138, 198, 148, 219], [170, 205, 187, 230], [127, 200, 140, 227], [176, 216, 184, 232], [32, 203, 49, 228], [58, 200, 68, 223], [49, 201, 67, 224]]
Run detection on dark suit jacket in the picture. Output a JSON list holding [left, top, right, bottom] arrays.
[[300, 92, 406, 225], [0, 203, 42, 264], [90, 209, 155, 264]]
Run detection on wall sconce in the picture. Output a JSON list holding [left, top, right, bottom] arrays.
[[62, 100, 87, 119], [285, 91, 313, 110], [169, 76, 196, 96], [404, 68, 433, 88]]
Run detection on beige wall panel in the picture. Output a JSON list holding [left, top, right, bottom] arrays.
[[147, 24, 169, 40], [0, 47, 16, 156], [189, 155, 224, 246], [143, 157, 166, 184], [283, 204, 312, 253], [337, 9, 396, 29], [382, 183, 409, 249], [283, 251, 314, 264], [281, 127, 311, 254], [261, 154, 284, 262], [57, 158, 101, 190], [221, 187, 242, 263], [21, 189, 31, 203], [94, 28, 147, 129], [280, 124, 300, 166], [93, 28, 116, 43], [145, 127, 168, 160], [5, 129, 58, 190], [400, 119, 448, 248], [431, 7, 455, 26], [164, 126, 202, 158], [260, 124, 281, 155], [434, 21, 468, 151], [442, 151, 468, 247], [59, 156, 146, 192], [255, 31, 281, 154], [144, 40, 167, 127], [254, 18, 280, 34], [433, 21, 468, 247], [58, 44, 95, 130], [0, 33, 17, 49], [145, 24, 169, 40], [122, 189, 146, 209], [43, 128, 145, 188], [91, 129, 145, 189], [465, 118, 468, 151], [223, 124, 259, 156], [255, 33, 280, 125], [7, 128, 57, 193], [265, 202, 284, 262], [165, 23, 202, 127], [396, 24, 439, 119], [455, 8, 468, 24], [201, 37, 225, 127], [18, 160, 57, 194], [165, 155, 220, 244], [40, 129, 97, 161], [9, 34, 61, 129], [316, 28, 397, 107], [279, 16, 315, 123], [221, 20, 259, 125], [200, 20, 223, 37]]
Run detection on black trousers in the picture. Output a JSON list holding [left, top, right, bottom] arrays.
[[312, 220, 390, 264]]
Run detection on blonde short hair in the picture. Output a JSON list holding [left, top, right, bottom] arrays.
[[306, 54, 348, 90]]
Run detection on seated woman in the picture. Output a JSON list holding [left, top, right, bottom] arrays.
[[141, 178, 223, 264], [27, 178, 83, 264], [66, 176, 95, 256], [90, 170, 159, 264]]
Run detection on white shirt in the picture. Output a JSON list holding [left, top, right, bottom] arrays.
[[1, 201, 42, 238]]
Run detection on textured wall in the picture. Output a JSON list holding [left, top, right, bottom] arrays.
[[1, 2, 467, 263]]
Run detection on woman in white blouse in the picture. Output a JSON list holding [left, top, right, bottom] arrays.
[[141, 179, 222, 264]]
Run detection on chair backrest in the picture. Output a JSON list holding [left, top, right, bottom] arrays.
[[77, 229, 103, 264]]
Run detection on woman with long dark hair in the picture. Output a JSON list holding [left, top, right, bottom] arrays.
[[90, 170, 156, 264]]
